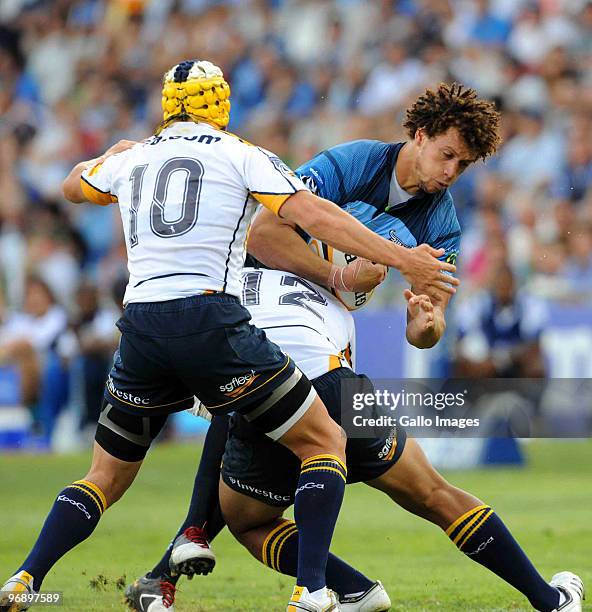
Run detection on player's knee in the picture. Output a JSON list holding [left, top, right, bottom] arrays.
[[321, 421, 346, 456], [295, 421, 346, 462], [422, 482, 454, 514], [279, 395, 347, 460], [233, 530, 252, 554]]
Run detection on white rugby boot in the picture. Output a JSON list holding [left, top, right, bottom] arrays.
[[168, 526, 215, 577], [340, 581, 391, 611], [287, 585, 341, 611], [124, 574, 176, 611], [0, 571, 36, 612], [548, 571, 585, 611]]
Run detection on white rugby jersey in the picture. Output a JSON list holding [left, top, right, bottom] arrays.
[[241, 268, 355, 380], [80, 122, 307, 304]]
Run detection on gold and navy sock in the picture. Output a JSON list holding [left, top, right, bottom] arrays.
[[447, 505, 560, 612], [19, 480, 107, 588], [294, 454, 347, 592], [261, 519, 373, 596], [262, 519, 298, 573]]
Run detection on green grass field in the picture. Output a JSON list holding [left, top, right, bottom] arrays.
[[1, 440, 590, 611]]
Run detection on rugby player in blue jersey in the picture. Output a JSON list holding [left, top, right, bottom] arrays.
[[249, 83, 480, 348], [124, 84, 583, 612]]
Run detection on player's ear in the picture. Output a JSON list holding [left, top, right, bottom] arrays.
[[415, 128, 426, 145]]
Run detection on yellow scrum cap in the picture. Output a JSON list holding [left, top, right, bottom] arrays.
[[161, 59, 231, 129]]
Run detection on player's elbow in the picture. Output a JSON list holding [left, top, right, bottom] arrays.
[[62, 175, 85, 204], [62, 182, 77, 203], [280, 191, 320, 232]]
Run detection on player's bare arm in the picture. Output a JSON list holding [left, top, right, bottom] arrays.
[[268, 190, 459, 296], [62, 139, 137, 203], [404, 289, 448, 349], [249, 208, 386, 292]]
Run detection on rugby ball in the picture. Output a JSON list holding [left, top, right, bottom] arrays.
[[308, 238, 376, 311]]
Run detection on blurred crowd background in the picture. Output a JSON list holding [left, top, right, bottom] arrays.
[[1, 0, 591, 448]]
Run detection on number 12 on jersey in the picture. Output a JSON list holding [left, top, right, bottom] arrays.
[[242, 271, 328, 320]]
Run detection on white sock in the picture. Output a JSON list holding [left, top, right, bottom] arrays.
[[308, 587, 330, 603]]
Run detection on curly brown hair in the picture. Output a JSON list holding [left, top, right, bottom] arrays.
[[403, 83, 501, 160]]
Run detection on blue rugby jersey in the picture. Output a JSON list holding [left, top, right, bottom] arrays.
[[295, 139, 461, 267]]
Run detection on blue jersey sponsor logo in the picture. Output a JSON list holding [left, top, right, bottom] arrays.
[[368, 214, 417, 248], [389, 229, 414, 248]]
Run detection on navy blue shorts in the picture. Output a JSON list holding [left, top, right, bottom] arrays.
[[221, 368, 407, 507], [102, 293, 314, 441]]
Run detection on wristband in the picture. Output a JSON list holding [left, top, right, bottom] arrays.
[[327, 264, 355, 292]]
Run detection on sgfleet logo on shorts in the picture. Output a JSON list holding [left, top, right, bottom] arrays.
[[219, 370, 260, 397], [378, 427, 397, 461], [226, 476, 291, 503], [107, 376, 150, 406]]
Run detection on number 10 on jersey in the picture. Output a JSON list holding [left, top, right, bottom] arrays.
[[128, 157, 204, 247]]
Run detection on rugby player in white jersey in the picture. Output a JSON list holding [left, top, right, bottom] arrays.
[[127, 265, 584, 612], [0, 60, 458, 612], [218, 270, 584, 612]]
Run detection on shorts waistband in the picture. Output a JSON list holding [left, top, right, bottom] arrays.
[[124, 292, 240, 313], [311, 367, 357, 391]]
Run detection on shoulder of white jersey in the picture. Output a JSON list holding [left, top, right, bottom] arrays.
[[205, 129, 262, 163], [218, 133, 303, 184], [256, 146, 301, 179], [83, 145, 137, 180], [220, 129, 257, 148]]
